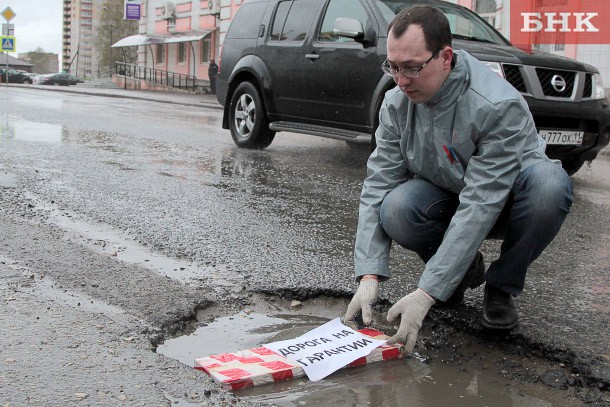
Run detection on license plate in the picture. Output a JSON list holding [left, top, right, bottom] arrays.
[[539, 130, 583, 145]]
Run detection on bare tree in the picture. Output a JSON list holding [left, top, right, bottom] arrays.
[[22, 48, 54, 74], [95, 0, 138, 76]]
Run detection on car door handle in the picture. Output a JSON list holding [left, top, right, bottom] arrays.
[[305, 54, 320, 60]]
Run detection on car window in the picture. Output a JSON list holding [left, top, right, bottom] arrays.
[[318, 0, 370, 43], [372, 0, 508, 45], [225, 2, 267, 39], [445, 10, 498, 42], [270, 1, 291, 40], [269, 0, 316, 42]]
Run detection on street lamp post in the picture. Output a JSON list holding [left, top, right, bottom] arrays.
[[102, 6, 114, 75], [109, 21, 113, 73], [5, 27, 14, 84]]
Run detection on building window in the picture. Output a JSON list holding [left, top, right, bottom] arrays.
[[554, 32, 565, 52], [178, 43, 186, 63], [156, 44, 165, 64], [200, 37, 210, 63]]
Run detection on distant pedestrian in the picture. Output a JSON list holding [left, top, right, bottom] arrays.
[[208, 59, 218, 94]]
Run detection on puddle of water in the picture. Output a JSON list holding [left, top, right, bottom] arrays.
[[157, 312, 327, 366], [158, 310, 563, 407], [2, 119, 64, 144], [238, 355, 555, 407]]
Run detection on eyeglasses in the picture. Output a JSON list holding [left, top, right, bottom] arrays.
[[381, 51, 440, 79]]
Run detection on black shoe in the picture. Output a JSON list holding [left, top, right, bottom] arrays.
[[436, 252, 486, 307], [480, 284, 518, 330]]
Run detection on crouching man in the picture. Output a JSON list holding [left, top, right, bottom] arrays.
[[343, 5, 573, 353]]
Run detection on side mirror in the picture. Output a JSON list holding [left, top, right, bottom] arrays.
[[333, 17, 365, 41]]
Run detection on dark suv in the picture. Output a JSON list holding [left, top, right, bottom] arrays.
[[216, 0, 610, 175]]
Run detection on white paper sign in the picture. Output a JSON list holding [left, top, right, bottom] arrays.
[[263, 318, 387, 381]]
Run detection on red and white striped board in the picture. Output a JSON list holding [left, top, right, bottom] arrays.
[[194, 328, 403, 390]]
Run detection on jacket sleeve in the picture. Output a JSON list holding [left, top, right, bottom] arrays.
[[419, 98, 534, 301], [353, 97, 410, 281]]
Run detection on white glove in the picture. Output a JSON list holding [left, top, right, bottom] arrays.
[[342, 276, 379, 329], [387, 288, 436, 353]]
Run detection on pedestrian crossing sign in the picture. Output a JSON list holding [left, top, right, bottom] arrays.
[[1, 36, 15, 52]]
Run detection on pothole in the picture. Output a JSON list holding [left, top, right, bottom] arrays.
[[156, 296, 585, 406], [157, 295, 347, 365]]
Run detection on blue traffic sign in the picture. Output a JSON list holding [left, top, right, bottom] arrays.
[[1, 36, 15, 51]]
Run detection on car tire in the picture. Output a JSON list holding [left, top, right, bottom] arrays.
[[370, 132, 377, 153], [561, 158, 586, 176], [229, 82, 275, 149], [23, 79, 32, 84], [369, 96, 385, 153]]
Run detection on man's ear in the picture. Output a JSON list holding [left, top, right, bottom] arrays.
[[441, 47, 454, 69]]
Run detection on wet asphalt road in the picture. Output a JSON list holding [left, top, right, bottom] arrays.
[[0, 85, 608, 405]]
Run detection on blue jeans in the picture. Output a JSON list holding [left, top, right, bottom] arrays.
[[379, 162, 573, 296]]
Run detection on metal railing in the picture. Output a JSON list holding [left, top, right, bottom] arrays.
[[115, 61, 198, 91]]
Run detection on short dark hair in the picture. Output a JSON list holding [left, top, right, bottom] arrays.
[[388, 5, 452, 53]]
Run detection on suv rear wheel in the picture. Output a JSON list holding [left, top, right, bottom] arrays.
[[229, 82, 275, 149]]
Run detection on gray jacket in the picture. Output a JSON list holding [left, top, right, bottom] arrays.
[[354, 50, 555, 301]]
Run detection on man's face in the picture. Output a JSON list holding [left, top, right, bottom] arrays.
[[386, 24, 452, 104]]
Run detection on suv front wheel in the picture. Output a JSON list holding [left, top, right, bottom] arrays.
[[229, 82, 275, 149], [560, 158, 586, 176]]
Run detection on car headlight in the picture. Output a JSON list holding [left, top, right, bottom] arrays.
[[483, 61, 504, 78], [593, 73, 606, 100]]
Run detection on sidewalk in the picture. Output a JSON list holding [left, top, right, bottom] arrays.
[[7, 83, 223, 110]]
